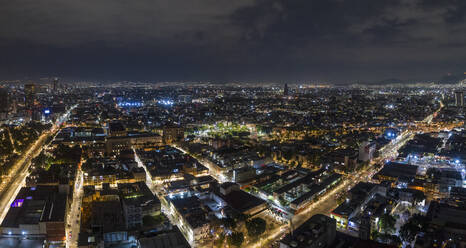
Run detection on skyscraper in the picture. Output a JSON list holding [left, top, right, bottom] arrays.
[[24, 83, 35, 110], [53, 77, 59, 91], [0, 87, 8, 110], [284, 83, 289, 96], [455, 91, 464, 107]]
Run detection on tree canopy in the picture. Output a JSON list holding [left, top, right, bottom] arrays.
[[227, 232, 244, 247], [246, 217, 267, 238], [378, 214, 396, 234]]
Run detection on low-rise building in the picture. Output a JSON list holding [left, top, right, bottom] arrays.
[[279, 214, 336, 248], [118, 182, 161, 229], [0, 185, 68, 244]]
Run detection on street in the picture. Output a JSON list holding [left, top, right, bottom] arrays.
[[0, 106, 77, 232]]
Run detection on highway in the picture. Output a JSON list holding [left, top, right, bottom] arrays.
[[0, 131, 52, 222]]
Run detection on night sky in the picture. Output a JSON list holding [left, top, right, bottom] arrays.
[[1, 0, 465, 83]]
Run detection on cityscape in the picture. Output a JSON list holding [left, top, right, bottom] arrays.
[[0, 82, 464, 248], [1, 1, 466, 248]]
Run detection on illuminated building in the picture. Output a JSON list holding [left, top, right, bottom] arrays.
[[455, 91, 464, 107], [0, 186, 68, 244], [118, 182, 161, 229], [162, 125, 184, 144], [24, 83, 35, 110], [359, 141, 375, 162]]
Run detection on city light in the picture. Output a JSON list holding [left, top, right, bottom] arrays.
[[0, 82, 461, 248], [0, 0, 465, 246], [118, 101, 143, 107], [158, 99, 174, 106]]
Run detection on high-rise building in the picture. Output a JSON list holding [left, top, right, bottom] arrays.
[[53, 77, 59, 91], [24, 83, 35, 110], [359, 141, 376, 162], [284, 83, 289, 96], [455, 91, 464, 107], [0, 87, 8, 113]]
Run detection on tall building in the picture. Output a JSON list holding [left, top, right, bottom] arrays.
[[53, 77, 59, 91], [24, 83, 35, 110], [359, 141, 376, 162], [284, 83, 289, 96], [0, 87, 8, 113], [455, 91, 464, 107]]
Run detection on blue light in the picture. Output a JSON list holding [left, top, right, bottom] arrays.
[[159, 99, 174, 106], [118, 101, 143, 108], [44, 109, 51, 115], [455, 159, 460, 164]]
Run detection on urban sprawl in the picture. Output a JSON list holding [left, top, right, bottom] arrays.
[[0, 81, 464, 248]]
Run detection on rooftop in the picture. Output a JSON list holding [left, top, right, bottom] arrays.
[[1, 185, 67, 228]]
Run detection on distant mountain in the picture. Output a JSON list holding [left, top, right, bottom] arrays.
[[439, 73, 466, 84], [348, 78, 405, 86], [377, 78, 405, 85]]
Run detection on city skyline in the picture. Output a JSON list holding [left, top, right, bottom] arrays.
[[0, 1, 465, 247]]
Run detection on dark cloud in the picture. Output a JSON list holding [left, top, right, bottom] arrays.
[[0, 0, 465, 83]]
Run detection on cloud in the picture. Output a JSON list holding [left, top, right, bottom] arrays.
[[0, 0, 465, 82], [0, 0, 252, 47]]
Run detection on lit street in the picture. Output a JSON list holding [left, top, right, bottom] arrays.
[[0, 106, 76, 224]]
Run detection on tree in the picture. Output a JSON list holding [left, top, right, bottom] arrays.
[[413, 191, 425, 205], [221, 217, 237, 230], [214, 232, 225, 248], [227, 232, 244, 247], [246, 217, 267, 238], [54, 144, 82, 164], [278, 196, 287, 206], [143, 214, 164, 227], [400, 222, 419, 243], [235, 213, 249, 223], [400, 214, 427, 243], [378, 214, 396, 234]]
